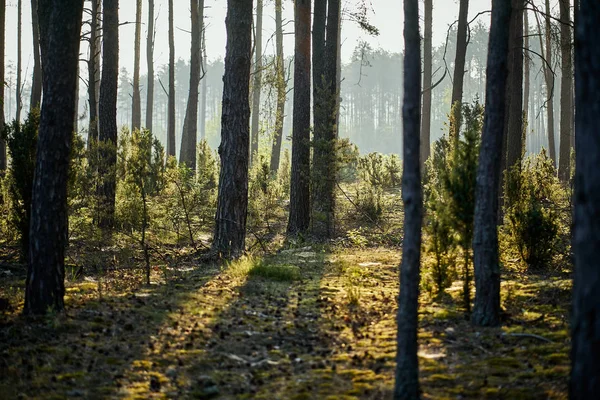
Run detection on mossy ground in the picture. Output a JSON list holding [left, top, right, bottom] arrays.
[[0, 242, 569, 399]]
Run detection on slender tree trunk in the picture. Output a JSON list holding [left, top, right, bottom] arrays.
[[180, 0, 204, 169], [524, 8, 530, 140], [146, 0, 154, 132], [420, 0, 433, 167], [211, 0, 252, 259], [30, 0, 42, 110], [167, 0, 176, 157], [394, 0, 422, 398], [250, 0, 263, 164], [571, 2, 600, 396], [544, 0, 557, 165], [450, 0, 469, 143], [16, 0, 22, 122], [505, 0, 524, 174], [24, 0, 83, 315], [73, 63, 79, 133], [0, 0, 5, 174], [471, 0, 512, 327], [312, 0, 340, 239], [97, 0, 119, 229], [558, 0, 573, 181], [269, 0, 286, 175], [287, 0, 311, 234], [87, 0, 101, 148], [131, 0, 142, 131], [199, 21, 207, 140]]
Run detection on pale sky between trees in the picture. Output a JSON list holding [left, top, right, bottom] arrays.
[[4, 0, 490, 79]]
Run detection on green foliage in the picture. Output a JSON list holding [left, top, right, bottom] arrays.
[[422, 101, 482, 302], [248, 153, 285, 232], [357, 152, 402, 189], [352, 184, 384, 224], [337, 138, 360, 183], [115, 128, 165, 233], [158, 143, 218, 246], [3, 110, 39, 261], [505, 150, 563, 271]]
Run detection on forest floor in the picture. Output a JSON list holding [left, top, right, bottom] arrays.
[[0, 244, 571, 399]]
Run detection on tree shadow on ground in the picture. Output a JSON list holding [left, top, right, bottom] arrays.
[[0, 261, 222, 399]]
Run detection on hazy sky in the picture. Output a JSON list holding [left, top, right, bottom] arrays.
[[4, 0, 491, 79]]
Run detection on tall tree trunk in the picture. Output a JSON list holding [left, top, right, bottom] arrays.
[[24, 0, 83, 315], [199, 21, 207, 140], [211, 0, 252, 259], [571, 2, 600, 396], [167, 0, 176, 157], [312, 0, 340, 239], [420, 0, 433, 167], [180, 0, 204, 169], [73, 62, 79, 133], [287, 0, 311, 234], [146, 0, 154, 132], [394, 0, 422, 397], [505, 0, 524, 174], [131, 0, 142, 131], [250, 0, 263, 164], [16, 0, 22, 122], [87, 0, 101, 148], [97, 0, 119, 229], [269, 0, 286, 175], [0, 0, 5, 174], [30, 0, 42, 110], [558, 0, 573, 181], [471, 0, 512, 327], [544, 0, 557, 165], [524, 7, 530, 139], [450, 0, 469, 143]]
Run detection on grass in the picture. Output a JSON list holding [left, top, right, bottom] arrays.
[[0, 242, 570, 399]]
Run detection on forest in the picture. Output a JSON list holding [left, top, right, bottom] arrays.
[[0, 0, 598, 399]]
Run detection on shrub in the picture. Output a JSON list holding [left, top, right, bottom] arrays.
[[248, 153, 284, 232], [3, 110, 39, 261], [422, 101, 482, 305], [505, 150, 562, 271]]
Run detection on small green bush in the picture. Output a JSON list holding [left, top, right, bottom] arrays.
[[505, 150, 562, 271], [3, 110, 39, 261]]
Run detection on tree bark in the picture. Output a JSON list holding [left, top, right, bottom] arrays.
[[269, 0, 286, 175], [505, 0, 524, 174], [0, 0, 6, 174], [250, 0, 263, 164], [30, 0, 42, 110], [16, 0, 22, 122], [145, 0, 154, 132], [180, 0, 204, 170], [167, 0, 176, 157], [211, 0, 252, 259], [199, 21, 207, 140], [558, 0, 573, 182], [312, 0, 340, 239], [544, 0, 557, 165], [287, 0, 311, 234], [571, 2, 600, 396], [420, 0, 433, 167], [394, 0, 422, 397], [450, 0, 469, 143], [524, 8, 530, 139], [24, 0, 83, 315], [87, 0, 101, 147], [97, 0, 119, 229], [131, 0, 142, 131], [471, 0, 512, 327]]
